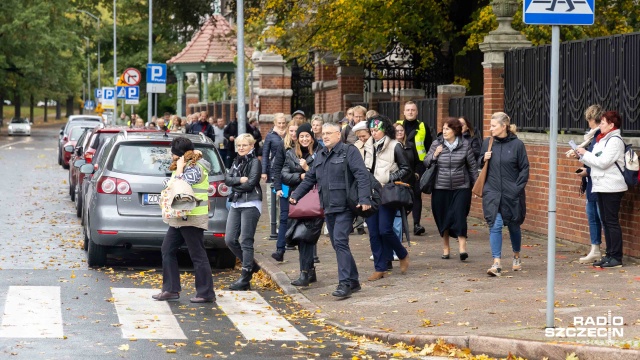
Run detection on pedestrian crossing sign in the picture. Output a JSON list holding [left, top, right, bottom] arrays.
[[524, 0, 595, 25]]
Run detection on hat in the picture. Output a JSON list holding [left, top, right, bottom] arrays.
[[292, 110, 305, 118], [352, 121, 368, 133], [296, 122, 313, 138]]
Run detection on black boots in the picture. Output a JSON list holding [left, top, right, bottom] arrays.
[[271, 249, 284, 262], [229, 269, 252, 291], [291, 267, 317, 287], [291, 271, 310, 286]]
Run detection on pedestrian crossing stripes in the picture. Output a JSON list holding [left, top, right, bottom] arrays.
[[0, 286, 63, 338], [0, 286, 306, 342]]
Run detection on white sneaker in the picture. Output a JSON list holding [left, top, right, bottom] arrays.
[[369, 255, 374, 261], [393, 255, 399, 261]]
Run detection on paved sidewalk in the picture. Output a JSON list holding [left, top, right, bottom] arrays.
[[253, 193, 640, 359]]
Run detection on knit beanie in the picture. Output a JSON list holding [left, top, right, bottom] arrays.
[[296, 122, 313, 138]]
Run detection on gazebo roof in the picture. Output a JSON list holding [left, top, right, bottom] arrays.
[[168, 14, 250, 73]]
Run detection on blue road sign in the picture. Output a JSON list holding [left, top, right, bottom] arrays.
[[84, 100, 95, 110], [102, 87, 115, 110], [94, 89, 102, 99], [117, 86, 127, 99], [147, 64, 167, 84], [125, 86, 139, 100], [524, 0, 595, 25]]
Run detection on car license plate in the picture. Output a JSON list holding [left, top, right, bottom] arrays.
[[143, 193, 161, 205]]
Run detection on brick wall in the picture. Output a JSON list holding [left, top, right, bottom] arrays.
[[462, 139, 640, 258], [482, 66, 505, 137]]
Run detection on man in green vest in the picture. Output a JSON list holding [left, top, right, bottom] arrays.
[[153, 137, 216, 303], [397, 101, 433, 236]]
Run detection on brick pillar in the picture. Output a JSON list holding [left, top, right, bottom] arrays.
[[312, 51, 337, 115], [185, 74, 199, 116], [334, 56, 364, 115], [254, 53, 292, 120], [436, 85, 466, 133], [478, 3, 531, 137]]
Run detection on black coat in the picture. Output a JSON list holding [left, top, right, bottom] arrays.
[[224, 120, 238, 146], [281, 146, 318, 193], [463, 131, 482, 164], [480, 133, 529, 227], [271, 142, 290, 192], [291, 142, 371, 214], [399, 142, 416, 185], [187, 121, 215, 142], [261, 129, 284, 180], [224, 156, 263, 203]]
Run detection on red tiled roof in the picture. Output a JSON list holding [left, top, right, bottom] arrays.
[[168, 15, 248, 65]]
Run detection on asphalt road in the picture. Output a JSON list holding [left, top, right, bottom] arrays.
[[0, 125, 446, 359]]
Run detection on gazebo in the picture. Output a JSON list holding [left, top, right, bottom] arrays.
[[167, 14, 248, 116]]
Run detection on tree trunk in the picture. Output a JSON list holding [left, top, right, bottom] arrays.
[[30, 94, 34, 123], [44, 97, 48, 122], [65, 96, 74, 118], [56, 99, 62, 119], [0, 91, 4, 121], [14, 90, 21, 119]]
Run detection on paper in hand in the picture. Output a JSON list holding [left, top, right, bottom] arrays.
[[568, 140, 582, 159]]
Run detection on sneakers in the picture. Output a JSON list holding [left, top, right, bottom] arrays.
[[369, 255, 374, 261], [600, 258, 623, 268], [512, 257, 522, 271], [414, 224, 426, 236], [331, 283, 352, 298], [592, 256, 611, 267], [487, 263, 502, 277]]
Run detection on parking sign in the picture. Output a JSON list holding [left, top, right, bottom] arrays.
[[125, 86, 140, 105], [102, 87, 115, 110], [146, 63, 167, 93]]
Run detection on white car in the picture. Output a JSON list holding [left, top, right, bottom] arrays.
[[7, 118, 31, 136]]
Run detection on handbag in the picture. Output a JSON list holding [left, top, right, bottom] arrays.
[[381, 181, 413, 209], [293, 218, 324, 244], [288, 186, 324, 219], [419, 162, 437, 194], [472, 137, 494, 198], [345, 152, 381, 218]]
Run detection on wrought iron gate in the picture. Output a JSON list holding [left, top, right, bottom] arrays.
[[290, 56, 315, 117]]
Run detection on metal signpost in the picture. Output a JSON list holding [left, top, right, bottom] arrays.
[[236, 0, 246, 135], [147, 64, 167, 120], [523, 0, 595, 329]]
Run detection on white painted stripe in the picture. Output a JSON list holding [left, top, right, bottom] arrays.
[[111, 288, 186, 340], [216, 290, 308, 341], [0, 286, 63, 338], [0, 140, 30, 149]]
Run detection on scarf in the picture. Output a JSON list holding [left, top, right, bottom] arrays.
[[578, 127, 599, 148], [373, 136, 386, 153], [230, 149, 256, 178], [444, 136, 459, 152], [596, 127, 618, 143]]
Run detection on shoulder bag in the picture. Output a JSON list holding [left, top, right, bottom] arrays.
[[345, 148, 381, 218], [472, 137, 494, 198], [288, 185, 324, 219]]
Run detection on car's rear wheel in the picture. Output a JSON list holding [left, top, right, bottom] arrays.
[[69, 177, 75, 201], [87, 237, 107, 267], [209, 248, 236, 269], [58, 150, 62, 166], [82, 220, 89, 251]]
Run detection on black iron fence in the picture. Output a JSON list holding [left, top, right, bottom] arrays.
[[449, 96, 484, 141], [379, 101, 400, 121], [290, 57, 315, 117], [505, 32, 640, 135]]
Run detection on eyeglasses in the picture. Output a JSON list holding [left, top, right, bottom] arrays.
[[321, 131, 338, 136]]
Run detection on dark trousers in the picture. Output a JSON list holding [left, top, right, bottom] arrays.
[[597, 192, 625, 261], [412, 162, 425, 225], [276, 196, 289, 251], [325, 211, 359, 285], [225, 206, 261, 270], [366, 204, 408, 272], [298, 241, 315, 272], [161, 226, 215, 299]]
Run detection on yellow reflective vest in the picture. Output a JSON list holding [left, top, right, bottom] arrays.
[[397, 120, 427, 161]]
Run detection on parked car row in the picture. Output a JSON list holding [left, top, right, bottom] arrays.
[[63, 126, 234, 268]]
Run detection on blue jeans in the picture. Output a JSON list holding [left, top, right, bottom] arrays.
[[393, 210, 402, 241], [366, 205, 408, 272], [586, 200, 602, 246], [489, 213, 522, 259], [276, 196, 289, 251]]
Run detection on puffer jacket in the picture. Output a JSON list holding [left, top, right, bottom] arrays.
[[281, 144, 318, 193], [363, 136, 412, 185], [225, 155, 263, 203], [261, 129, 284, 180], [580, 129, 627, 193], [480, 132, 529, 227], [425, 137, 478, 190]]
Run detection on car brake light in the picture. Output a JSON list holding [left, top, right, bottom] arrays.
[[62, 136, 68, 142], [208, 181, 230, 197], [97, 177, 132, 195], [212, 233, 225, 237], [97, 230, 118, 235]]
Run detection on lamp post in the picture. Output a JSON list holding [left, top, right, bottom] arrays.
[[77, 10, 101, 89]]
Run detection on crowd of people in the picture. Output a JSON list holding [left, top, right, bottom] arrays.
[[153, 102, 631, 302]]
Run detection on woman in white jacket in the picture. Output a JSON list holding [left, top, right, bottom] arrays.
[[576, 111, 627, 268]]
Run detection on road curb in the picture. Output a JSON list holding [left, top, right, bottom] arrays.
[[254, 254, 640, 360]]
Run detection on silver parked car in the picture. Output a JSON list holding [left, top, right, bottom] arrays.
[[80, 131, 232, 268]]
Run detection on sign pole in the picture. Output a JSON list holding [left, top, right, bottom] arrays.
[[148, 0, 153, 123], [546, 24, 560, 329], [236, 0, 246, 135]]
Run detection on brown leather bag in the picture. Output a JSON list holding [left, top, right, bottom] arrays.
[[472, 137, 494, 198]]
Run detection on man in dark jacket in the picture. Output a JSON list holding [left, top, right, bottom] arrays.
[[290, 122, 371, 299], [187, 111, 215, 142], [224, 116, 239, 168]]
